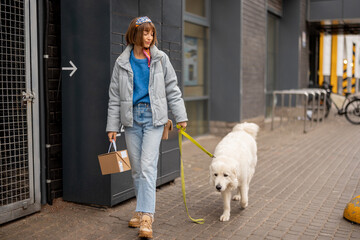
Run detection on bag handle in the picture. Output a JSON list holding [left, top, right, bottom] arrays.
[[108, 139, 117, 153]]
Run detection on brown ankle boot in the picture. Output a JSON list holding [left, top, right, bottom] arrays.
[[138, 214, 154, 238], [128, 212, 142, 228]]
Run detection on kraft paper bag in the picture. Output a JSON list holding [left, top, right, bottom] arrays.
[[98, 140, 131, 175]]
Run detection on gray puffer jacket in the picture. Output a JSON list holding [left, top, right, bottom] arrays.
[[106, 45, 188, 132]]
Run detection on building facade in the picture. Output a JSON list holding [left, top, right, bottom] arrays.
[[2, 0, 360, 224]]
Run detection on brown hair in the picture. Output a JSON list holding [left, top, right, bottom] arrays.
[[125, 17, 157, 47]]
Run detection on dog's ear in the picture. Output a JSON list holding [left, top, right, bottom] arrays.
[[232, 168, 237, 178], [229, 168, 238, 189], [232, 178, 239, 189]]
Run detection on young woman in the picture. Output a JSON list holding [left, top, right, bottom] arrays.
[[106, 16, 188, 238]]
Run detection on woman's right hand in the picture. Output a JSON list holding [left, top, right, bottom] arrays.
[[107, 132, 117, 142]]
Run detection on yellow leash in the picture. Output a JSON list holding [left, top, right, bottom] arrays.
[[177, 125, 215, 224]]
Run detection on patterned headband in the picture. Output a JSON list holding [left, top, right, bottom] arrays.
[[135, 16, 152, 27]]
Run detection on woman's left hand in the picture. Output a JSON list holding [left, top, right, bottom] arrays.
[[177, 121, 187, 130]]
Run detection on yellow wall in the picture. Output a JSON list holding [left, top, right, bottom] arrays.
[[330, 34, 338, 93]]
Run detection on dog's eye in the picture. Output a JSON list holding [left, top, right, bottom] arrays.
[[214, 173, 218, 177], [224, 174, 228, 177]]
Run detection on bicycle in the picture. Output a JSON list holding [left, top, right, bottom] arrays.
[[306, 83, 360, 125]]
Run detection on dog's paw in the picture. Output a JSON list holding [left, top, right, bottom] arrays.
[[232, 194, 241, 201], [220, 213, 230, 221], [241, 201, 248, 209]]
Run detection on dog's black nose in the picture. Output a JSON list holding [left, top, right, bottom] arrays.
[[216, 185, 222, 191]]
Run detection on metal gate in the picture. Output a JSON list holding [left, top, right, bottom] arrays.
[[0, 0, 41, 224]]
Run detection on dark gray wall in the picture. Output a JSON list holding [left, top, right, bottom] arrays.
[[210, 0, 241, 122], [210, 0, 308, 122], [278, 0, 301, 90], [241, 0, 267, 120], [309, 0, 360, 21], [309, 0, 342, 21], [299, 0, 309, 89], [343, 0, 360, 19], [110, 0, 182, 84], [62, 0, 182, 206], [61, 0, 111, 205]]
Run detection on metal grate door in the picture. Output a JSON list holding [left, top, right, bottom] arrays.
[[0, 0, 40, 224]]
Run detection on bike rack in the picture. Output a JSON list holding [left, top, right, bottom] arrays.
[[302, 88, 327, 125], [271, 89, 327, 133]]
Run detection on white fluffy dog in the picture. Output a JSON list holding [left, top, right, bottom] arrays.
[[209, 122, 259, 221]]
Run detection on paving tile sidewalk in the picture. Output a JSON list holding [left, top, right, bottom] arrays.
[[1, 113, 360, 240]]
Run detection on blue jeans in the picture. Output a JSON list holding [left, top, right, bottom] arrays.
[[124, 103, 164, 214]]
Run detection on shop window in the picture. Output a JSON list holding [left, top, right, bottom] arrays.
[[184, 22, 208, 98], [185, 0, 206, 17]]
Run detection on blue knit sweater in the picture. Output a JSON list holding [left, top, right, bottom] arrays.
[[130, 50, 150, 105]]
